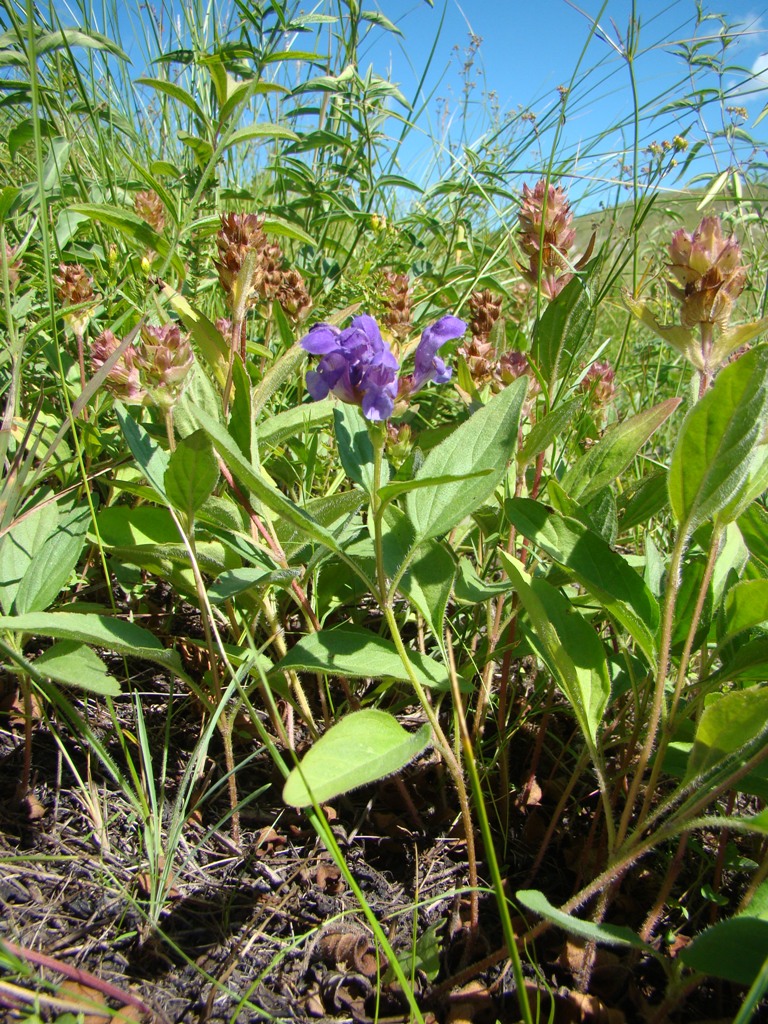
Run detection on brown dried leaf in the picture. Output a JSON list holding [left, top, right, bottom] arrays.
[[318, 930, 382, 978], [316, 862, 343, 893], [57, 981, 110, 1024]]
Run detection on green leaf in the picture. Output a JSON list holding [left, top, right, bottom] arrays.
[[164, 429, 219, 522], [252, 344, 306, 421], [378, 469, 492, 505], [272, 625, 451, 690], [560, 398, 681, 503], [406, 378, 527, 541], [0, 612, 188, 680], [283, 709, 431, 806], [530, 261, 598, 387], [208, 567, 300, 604], [506, 499, 659, 667], [617, 471, 669, 531], [136, 77, 207, 125], [669, 348, 768, 532], [275, 490, 364, 565], [69, 204, 186, 280], [189, 403, 342, 553], [499, 553, 610, 749], [222, 123, 299, 150], [720, 580, 768, 645], [258, 215, 317, 248], [36, 28, 128, 59], [115, 404, 169, 499], [685, 686, 768, 787], [680, 917, 768, 986], [334, 404, 379, 494], [516, 889, 650, 950], [399, 540, 455, 644], [228, 355, 253, 461], [716, 444, 768, 526], [519, 397, 580, 465], [14, 504, 90, 615], [380, 507, 455, 642], [739, 502, 768, 573], [256, 399, 334, 450], [454, 558, 513, 604], [0, 501, 58, 614], [0, 185, 20, 221], [623, 291, 702, 368], [96, 506, 178, 547], [35, 641, 120, 696], [714, 635, 768, 687], [178, 130, 213, 168]]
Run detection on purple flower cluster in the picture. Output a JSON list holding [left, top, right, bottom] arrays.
[[300, 313, 466, 420]]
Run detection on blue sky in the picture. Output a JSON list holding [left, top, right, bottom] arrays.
[[53, 0, 768, 210], [355, 0, 768, 204]]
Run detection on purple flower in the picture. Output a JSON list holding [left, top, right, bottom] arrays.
[[412, 315, 465, 391], [300, 313, 466, 421]]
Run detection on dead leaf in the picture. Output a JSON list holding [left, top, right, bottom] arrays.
[[57, 981, 110, 1024], [318, 929, 382, 977], [315, 862, 343, 893]]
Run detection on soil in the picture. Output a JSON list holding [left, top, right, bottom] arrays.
[[0, 644, 765, 1024]]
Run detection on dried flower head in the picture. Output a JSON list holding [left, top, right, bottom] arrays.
[[136, 323, 194, 410], [90, 330, 145, 404], [468, 289, 503, 342], [134, 190, 165, 233], [518, 179, 576, 299], [382, 271, 413, 340], [252, 239, 284, 303], [277, 268, 312, 323], [668, 216, 747, 330], [458, 335, 495, 385], [498, 350, 534, 386], [215, 213, 267, 304], [215, 212, 287, 319], [54, 262, 97, 334]]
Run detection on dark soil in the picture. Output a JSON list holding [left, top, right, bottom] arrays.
[[0, 655, 764, 1024]]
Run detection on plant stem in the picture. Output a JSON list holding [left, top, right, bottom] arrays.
[[369, 424, 480, 933], [617, 525, 687, 846]]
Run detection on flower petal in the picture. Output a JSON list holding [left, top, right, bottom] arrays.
[[413, 315, 466, 391], [300, 323, 341, 355], [361, 386, 395, 421]]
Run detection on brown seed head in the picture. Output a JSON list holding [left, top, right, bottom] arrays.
[[382, 270, 413, 340], [253, 240, 284, 303], [215, 212, 267, 299], [277, 268, 312, 322], [518, 179, 576, 269], [54, 262, 97, 333], [458, 335, 496, 384], [468, 289, 503, 342], [134, 189, 165, 233], [55, 262, 95, 306], [668, 216, 747, 329]]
